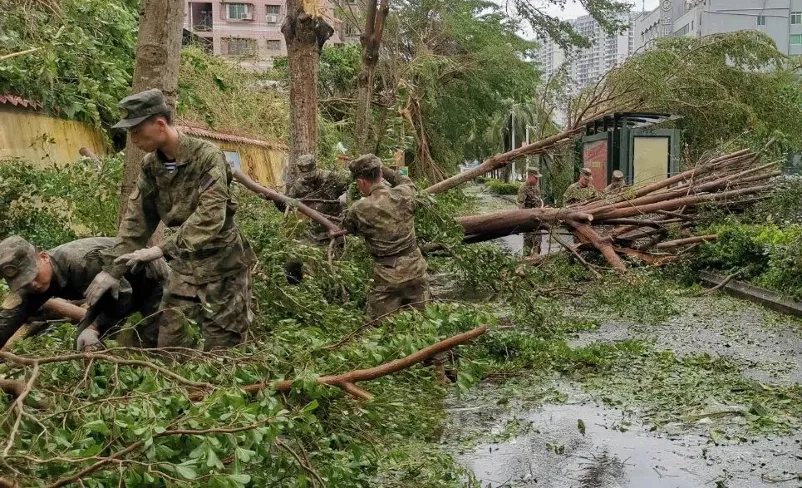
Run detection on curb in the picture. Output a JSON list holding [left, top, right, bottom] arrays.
[[699, 271, 802, 318]]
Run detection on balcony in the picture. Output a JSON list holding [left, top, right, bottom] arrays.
[[189, 2, 213, 33]]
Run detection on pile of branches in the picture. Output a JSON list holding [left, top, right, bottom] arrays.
[[455, 147, 779, 273]]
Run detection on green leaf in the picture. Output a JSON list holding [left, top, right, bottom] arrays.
[[229, 474, 251, 486], [175, 463, 198, 480]]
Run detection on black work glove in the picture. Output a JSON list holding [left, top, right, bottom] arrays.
[[284, 261, 303, 285]]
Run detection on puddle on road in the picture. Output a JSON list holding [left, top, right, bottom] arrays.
[[454, 402, 711, 488], [447, 393, 802, 488]]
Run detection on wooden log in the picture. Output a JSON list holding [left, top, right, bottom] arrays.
[[593, 185, 772, 220], [568, 222, 627, 273], [41, 299, 86, 323], [425, 129, 580, 195], [654, 235, 717, 249], [457, 208, 592, 237], [232, 169, 346, 237]]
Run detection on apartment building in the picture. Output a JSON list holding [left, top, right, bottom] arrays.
[[634, 0, 802, 56], [534, 13, 637, 91], [184, 1, 345, 70]]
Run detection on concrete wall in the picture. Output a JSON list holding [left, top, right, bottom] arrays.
[[697, 0, 802, 56], [0, 107, 107, 167]]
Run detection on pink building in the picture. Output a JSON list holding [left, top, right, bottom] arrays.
[[185, 1, 344, 70]]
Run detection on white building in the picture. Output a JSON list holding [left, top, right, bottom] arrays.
[[535, 13, 638, 91], [634, 0, 802, 55]]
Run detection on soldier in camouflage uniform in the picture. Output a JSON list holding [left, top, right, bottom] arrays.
[[342, 154, 428, 319], [604, 170, 627, 193], [0, 236, 167, 350], [275, 154, 350, 283], [86, 89, 255, 351], [563, 167, 602, 205], [517, 168, 544, 257]]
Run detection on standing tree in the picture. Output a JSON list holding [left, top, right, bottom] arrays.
[[355, 0, 389, 153], [117, 0, 185, 225], [282, 0, 333, 187]]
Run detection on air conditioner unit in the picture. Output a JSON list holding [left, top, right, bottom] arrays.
[[243, 11, 253, 20], [267, 15, 277, 23]]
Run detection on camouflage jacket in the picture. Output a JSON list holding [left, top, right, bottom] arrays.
[[517, 183, 543, 209], [0, 238, 166, 348], [563, 182, 601, 205], [287, 170, 350, 242], [103, 134, 255, 285], [343, 168, 426, 285], [604, 180, 626, 193]]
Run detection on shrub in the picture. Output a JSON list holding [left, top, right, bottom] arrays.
[[485, 179, 521, 195]]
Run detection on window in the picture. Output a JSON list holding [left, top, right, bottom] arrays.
[[225, 37, 256, 55], [757, 15, 766, 26], [791, 34, 802, 45], [223, 151, 241, 171], [266, 5, 280, 25], [226, 3, 253, 20], [267, 39, 281, 51], [676, 24, 689, 36], [792, 12, 802, 24]]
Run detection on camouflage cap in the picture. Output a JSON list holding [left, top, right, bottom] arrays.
[[580, 167, 593, 177], [0, 236, 37, 292], [112, 88, 170, 129], [297, 154, 317, 174], [612, 170, 624, 179], [349, 154, 382, 178], [527, 168, 541, 177]]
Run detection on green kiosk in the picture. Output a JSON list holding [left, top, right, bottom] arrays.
[[581, 112, 682, 190]]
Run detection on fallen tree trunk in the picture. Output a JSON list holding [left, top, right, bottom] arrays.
[[461, 146, 778, 272], [425, 128, 580, 195]]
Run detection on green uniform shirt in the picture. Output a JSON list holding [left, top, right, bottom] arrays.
[[517, 183, 543, 209], [563, 182, 601, 205], [103, 133, 254, 285], [0, 238, 164, 348], [287, 169, 350, 242], [343, 168, 426, 285]]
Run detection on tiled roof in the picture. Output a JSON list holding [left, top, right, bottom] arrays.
[[0, 94, 42, 110], [176, 120, 287, 150]]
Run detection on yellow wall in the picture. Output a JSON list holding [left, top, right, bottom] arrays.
[[0, 107, 107, 167]]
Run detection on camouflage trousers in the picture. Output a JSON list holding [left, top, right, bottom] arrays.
[[366, 276, 430, 319], [155, 267, 253, 351], [523, 232, 542, 257]]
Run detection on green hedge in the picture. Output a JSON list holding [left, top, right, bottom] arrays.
[[485, 179, 521, 195]]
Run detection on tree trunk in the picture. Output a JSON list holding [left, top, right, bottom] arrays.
[[282, 0, 333, 188], [117, 0, 185, 230], [355, 0, 389, 153]]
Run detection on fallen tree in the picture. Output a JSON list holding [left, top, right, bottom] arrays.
[[457, 147, 779, 273]]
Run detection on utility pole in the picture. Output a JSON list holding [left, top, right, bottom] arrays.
[[510, 108, 516, 182]]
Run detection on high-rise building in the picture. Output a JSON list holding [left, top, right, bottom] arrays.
[[633, 0, 802, 56], [184, 1, 346, 70], [534, 13, 638, 91]]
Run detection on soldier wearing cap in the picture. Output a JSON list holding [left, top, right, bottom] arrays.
[[563, 167, 601, 205], [86, 88, 256, 351], [0, 236, 167, 351], [605, 170, 627, 193], [517, 168, 544, 256], [342, 154, 428, 319]]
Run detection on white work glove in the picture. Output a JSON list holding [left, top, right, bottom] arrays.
[[85, 271, 120, 307], [75, 328, 103, 352], [114, 246, 164, 273], [337, 192, 348, 206]]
